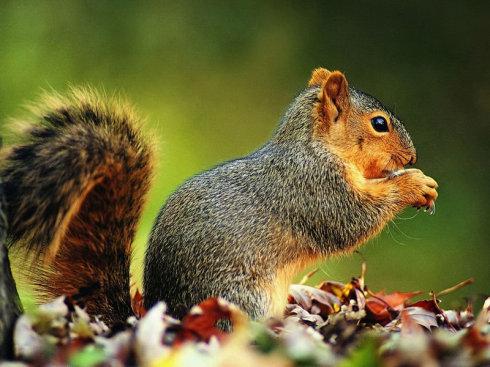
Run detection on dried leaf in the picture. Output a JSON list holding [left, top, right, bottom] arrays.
[[174, 297, 246, 346], [288, 284, 341, 317], [365, 291, 421, 325], [131, 289, 147, 318], [135, 302, 172, 365], [402, 307, 438, 330]]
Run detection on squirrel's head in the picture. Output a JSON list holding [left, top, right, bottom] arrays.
[[309, 68, 416, 179]]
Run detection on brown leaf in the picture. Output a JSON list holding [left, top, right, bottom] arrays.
[[318, 280, 351, 301], [365, 291, 420, 325], [173, 298, 246, 346], [408, 299, 440, 314], [371, 291, 422, 309], [131, 289, 147, 318]]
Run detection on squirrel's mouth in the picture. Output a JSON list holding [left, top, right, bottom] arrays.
[[365, 169, 396, 179], [379, 170, 393, 178], [361, 155, 411, 179], [379, 153, 416, 179], [379, 168, 405, 179], [376, 155, 409, 179]]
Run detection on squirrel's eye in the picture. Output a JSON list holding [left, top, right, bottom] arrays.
[[371, 116, 389, 133]]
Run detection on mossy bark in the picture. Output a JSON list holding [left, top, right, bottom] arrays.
[[0, 179, 22, 359]]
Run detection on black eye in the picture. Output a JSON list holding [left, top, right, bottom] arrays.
[[371, 116, 389, 132]]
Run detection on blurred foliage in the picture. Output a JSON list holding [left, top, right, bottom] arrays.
[[0, 1, 488, 309]]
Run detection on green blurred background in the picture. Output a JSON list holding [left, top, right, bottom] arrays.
[[1, 1, 488, 309]]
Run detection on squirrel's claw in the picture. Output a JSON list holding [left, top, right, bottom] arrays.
[[427, 201, 436, 215]]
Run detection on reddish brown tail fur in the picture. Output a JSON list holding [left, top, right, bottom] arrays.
[[1, 89, 153, 325]]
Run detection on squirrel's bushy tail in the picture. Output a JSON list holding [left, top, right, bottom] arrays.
[[1, 89, 153, 325]]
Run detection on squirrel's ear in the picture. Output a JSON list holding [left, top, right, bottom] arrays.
[[308, 68, 331, 87], [320, 71, 350, 123]]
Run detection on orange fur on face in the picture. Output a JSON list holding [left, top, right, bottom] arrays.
[[364, 159, 386, 179], [311, 71, 413, 180]]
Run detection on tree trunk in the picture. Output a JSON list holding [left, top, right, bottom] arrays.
[[0, 178, 22, 359]]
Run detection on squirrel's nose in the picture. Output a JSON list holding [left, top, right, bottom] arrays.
[[408, 154, 417, 165]]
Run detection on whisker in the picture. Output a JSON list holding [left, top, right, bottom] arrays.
[[391, 219, 421, 240], [382, 156, 395, 173], [317, 265, 333, 279], [389, 157, 399, 171], [396, 211, 420, 220], [396, 152, 411, 166], [393, 154, 404, 168], [386, 222, 408, 246]]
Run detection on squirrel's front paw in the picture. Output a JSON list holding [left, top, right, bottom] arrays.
[[392, 169, 438, 212]]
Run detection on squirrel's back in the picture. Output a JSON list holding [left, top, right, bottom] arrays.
[[143, 87, 352, 317]]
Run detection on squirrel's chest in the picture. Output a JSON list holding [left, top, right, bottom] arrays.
[[264, 226, 321, 317], [266, 256, 320, 318]]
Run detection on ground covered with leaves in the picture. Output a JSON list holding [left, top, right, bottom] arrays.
[[2, 266, 489, 367]]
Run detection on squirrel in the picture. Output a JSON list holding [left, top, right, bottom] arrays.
[[0, 68, 438, 326]]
